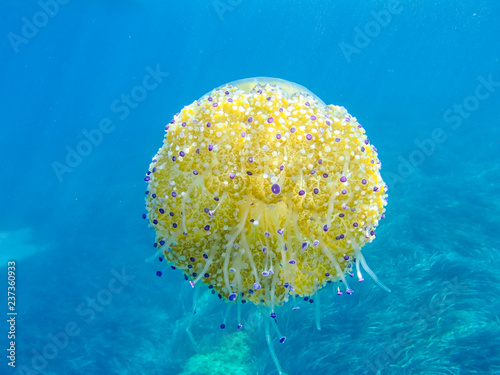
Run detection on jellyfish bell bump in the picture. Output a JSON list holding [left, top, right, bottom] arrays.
[[143, 77, 389, 374]]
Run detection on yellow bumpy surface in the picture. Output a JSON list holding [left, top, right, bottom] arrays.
[[145, 79, 387, 307]]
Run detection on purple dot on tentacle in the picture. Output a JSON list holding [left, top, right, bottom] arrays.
[[267, 117, 274, 123], [340, 176, 347, 182], [299, 190, 305, 196], [271, 183, 281, 194], [362, 178, 367, 184], [229, 173, 235, 179], [306, 134, 312, 140]]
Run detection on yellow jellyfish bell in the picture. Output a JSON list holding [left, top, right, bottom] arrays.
[[144, 77, 389, 373]]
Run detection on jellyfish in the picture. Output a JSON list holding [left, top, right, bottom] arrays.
[[144, 77, 389, 374]]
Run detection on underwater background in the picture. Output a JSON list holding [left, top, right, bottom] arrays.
[[1, 0, 500, 374]]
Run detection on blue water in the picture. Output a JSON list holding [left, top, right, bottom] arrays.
[[1, 1, 499, 374]]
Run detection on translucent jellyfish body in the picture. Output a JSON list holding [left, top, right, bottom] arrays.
[[144, 77, 389, 374]]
